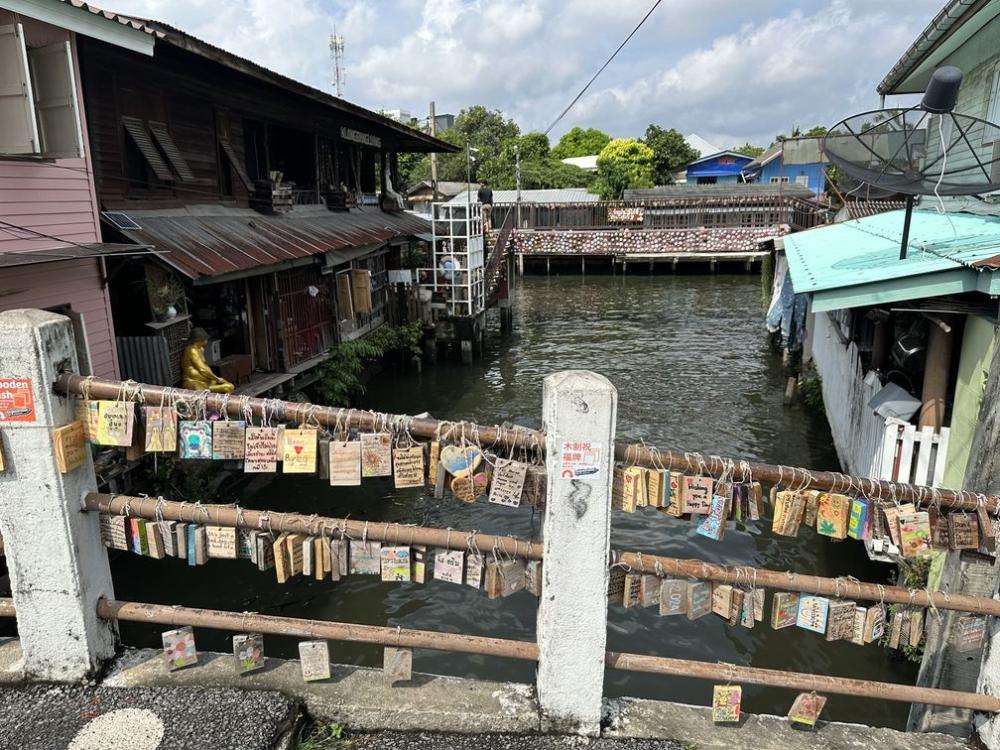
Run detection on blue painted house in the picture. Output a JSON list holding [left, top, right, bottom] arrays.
[[682, 151, 755, 184], [744, 136, 828, 194]]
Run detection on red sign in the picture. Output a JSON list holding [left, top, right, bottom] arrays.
[[0, 378, 35, 422]]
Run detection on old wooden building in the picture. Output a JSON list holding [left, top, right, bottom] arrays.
[[71, 6, 454, 393]]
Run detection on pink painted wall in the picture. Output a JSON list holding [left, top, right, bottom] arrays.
[[0, 13, 118, 379]]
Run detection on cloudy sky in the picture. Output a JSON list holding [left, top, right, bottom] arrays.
[[110, 0, 943, 149]]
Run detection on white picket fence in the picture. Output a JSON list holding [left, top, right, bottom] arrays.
[[878, 418, 950, 488]]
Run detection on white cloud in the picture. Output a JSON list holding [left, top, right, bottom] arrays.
[[106, 0, 944, 147]]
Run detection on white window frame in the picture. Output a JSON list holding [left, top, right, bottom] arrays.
[[0, 24, 83, 158], [794, 174, 810, 187]]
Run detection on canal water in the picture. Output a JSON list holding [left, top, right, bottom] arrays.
[[112, 272, 917, 728]]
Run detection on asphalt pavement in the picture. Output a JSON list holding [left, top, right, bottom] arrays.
[[0, 683, 298, 750]]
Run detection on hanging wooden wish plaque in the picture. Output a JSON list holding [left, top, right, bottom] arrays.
[[687, 581, 713, 620], [659, 580, 689, 616], [75, 399, 100, 443], [825, 600, 857, 641], [683, 476, 714, 514], [489, 458, 527, 507], [329, 439, 362, 486], [796, 596, 830, 634], [771, 592, 800, 630], [298, 641, 331, 682], [52, 421, 86, 473], [178, 420, 213, 459], [95, 401, 134, 447], [712, 685, 741, 723], [899, 511, 932, 557], [381, 547, 412, 582], [212, 420, 246, 460], [162, 626, 198, 671], [393, 446, 425, 489], [816, 493, 851, 539], [384, 646, 412, 686], [949, 513, 980, 550], [144, 406, 178, 452], [361, 432, 393, 477], [788, 692, 826, 727], [244, 427, 279, 473], [283, 428, 318, 473], [433, 549, 464, 584]]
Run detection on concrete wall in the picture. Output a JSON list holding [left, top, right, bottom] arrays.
[[942, 315, 996, 489]]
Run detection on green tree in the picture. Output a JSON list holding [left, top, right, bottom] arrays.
[[479, 132, 593, 190], [643, 125, 699, 184], [733, 142, 765, 158], [424, 106, 521, 183], [804, 125, 828, 137], [594, 138, 654, 199], [551, 126, 612, 160]]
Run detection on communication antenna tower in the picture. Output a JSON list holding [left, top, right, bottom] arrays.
[[330, 30, 345, 97]]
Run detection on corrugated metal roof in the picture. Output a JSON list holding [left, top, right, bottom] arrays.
[[450, 188, 599, 204], [113, 205, 430, 282], [784, 208, 1000, 311], [63, 0, 160, 36]]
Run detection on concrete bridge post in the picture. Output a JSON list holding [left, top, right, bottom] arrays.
[[537, 370, 617, 735], [0, 310, 116, 680]]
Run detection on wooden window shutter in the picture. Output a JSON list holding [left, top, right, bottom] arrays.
[[349, 268, 372, 315], [0, 23, 40, 155], [121, 115, 173, 181], [335, 271, 354, 321], [220, 139, 254, 191], [28, 41, 83, 159], [148, 121, 195, 181]]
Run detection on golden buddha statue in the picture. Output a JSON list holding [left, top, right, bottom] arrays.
[[181, 328, 234, 393]]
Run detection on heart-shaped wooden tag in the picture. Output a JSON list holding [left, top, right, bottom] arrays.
[[440, 444, 482, 479]]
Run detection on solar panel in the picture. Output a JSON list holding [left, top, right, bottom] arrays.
[[101, 211, 142, 231]]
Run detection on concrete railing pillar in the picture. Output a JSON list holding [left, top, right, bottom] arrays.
[[0, 309, 115, 680], [537, 370, 617, 735]]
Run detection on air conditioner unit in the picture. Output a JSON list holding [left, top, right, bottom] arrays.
[[205, 339, 222, 365]]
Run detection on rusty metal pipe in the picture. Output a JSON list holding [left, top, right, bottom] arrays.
[[605, 651, 1000, 712], [97, 599, 539, 661]]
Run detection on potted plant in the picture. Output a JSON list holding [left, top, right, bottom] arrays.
[[148, 276, 187, 322]]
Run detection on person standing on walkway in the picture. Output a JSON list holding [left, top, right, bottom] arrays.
[[477, 180, 493, 232]]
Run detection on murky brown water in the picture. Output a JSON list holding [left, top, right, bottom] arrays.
[[112, 272, 918, 728]]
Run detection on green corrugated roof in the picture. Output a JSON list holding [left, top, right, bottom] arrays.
[[784, 209, 1000, 312]]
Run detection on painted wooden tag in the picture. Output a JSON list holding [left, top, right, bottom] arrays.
[[393, 446, 425, 489], [298, 641, 331, 682], [802, 490, 820, 527], [646, 468, 665, 508], [411, 545, 427, 584], [212, 421, 246, 460], [712, 685, 741, 723], [622, 467, 646, 510], [796, 595, 830, 634], [711, 584, 734, 618], [52, 421, 86, 473], [949, 513, 980, 550], [465, 552, 485, 589], [695, 495, 728, 541], [683, 476, 714, 514], [484, 558, 527, 599], [848, 498, 869, 540], [788, 692, 826, 727], [433, 549, 465, 584], [666, 472, 685, 516], [851, 606, 867, 645], [524, 560, 543, 597], [864, 603, 886, 643], [686, 582, 713, 620], [282, 428, 317, 473], [349, 540, 382, 575], [770, 592, 799, 629], [160, 522, 178, 558], [817, 493, 851, 539], [451, 472, 488, 503], [958, 615, 986, 652], [162, 626, 198, 671], [427, 441, 440, 486], [95, 401, 134, 447], [380, 546, 412, 582], [608, 567, 627, 603], [75, 400, 100, 443], [659, 579, 689, 616], [899, 511, 932, 557], [178, 420, 213, 459], [143, 406, 177, 452], [825, 600, 856, 641], [361, 432, 393, 477], [245, 427, 279, 473], [206, 525, 238, 559], [329, 440, 362, 486], [612, 467, 626, 511], [233, 633, 265, 674], [145, 522, 165, 559], [99, 514, 129, 551], [384, 646, 412, 686], [909, 608, 924, 648], [439, 444, 482, 478], [489, 458, 527, 507]]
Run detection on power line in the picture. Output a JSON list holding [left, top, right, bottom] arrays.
[[543, 0, 664, 136]]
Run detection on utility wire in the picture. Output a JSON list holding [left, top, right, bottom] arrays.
[[543, 0, 664, 136]]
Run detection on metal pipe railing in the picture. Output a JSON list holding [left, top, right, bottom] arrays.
[[87, 494, 1000, 617], [57, 374, 1000, 513]]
